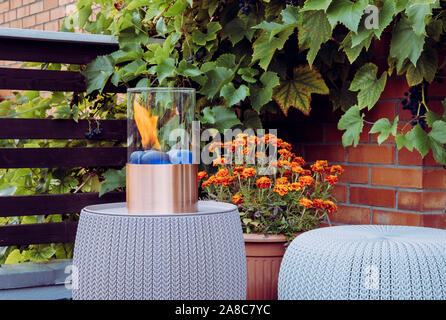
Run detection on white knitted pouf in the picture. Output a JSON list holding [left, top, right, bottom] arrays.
[[72, 201, 246, 300], [278, 225, 446, 300]]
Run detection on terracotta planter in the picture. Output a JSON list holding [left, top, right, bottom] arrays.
[[244, 233, 302, 300]]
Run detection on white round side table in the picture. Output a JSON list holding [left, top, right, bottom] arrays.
[[72, 201, 247, 300]]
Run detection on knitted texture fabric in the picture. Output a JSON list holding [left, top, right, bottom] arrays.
[[72, 201, 246, 300], [278, 225, 446, 300]]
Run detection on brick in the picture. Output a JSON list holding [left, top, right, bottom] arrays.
[[304, 145, 346, 162], [0, 13, 3, 24], [10, 0, 23, 9], [348, 145, 395, 164], [50, 6, 66, 20], [35, 11, 50, 25], [371, 167, 423, 188], [339, 165, 369, 184], [9, 19, 22, 28], [332, 184, 347, 203], [365, 101, 397, 122], [59, 0, 75, 4], [423, 169, 446, 189], [22, 15, 36, 28], [423, 150, 444, 167], [398, 191, 423, 211], [44, 0, 59, 10], [350, 187, 396, 208], [23, 0, 37, 4], [329, 205, 371, 224], [17, 5, 30, 18], [428, 81, 446, 97], [423, 191, 446, 211], [30, 1, 43, 15], [5, 10, 17, 22], [422, 214, 446, 229], [65, 3, 76, 15], [372, 210, 422, 226], [380, 77, 409, 99], [0, 2, 10, 12], [44, 20, 58, 31], [398, 148, 423, 166]]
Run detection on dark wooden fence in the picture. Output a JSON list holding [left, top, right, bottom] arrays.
[[0, 28, 128, 247]]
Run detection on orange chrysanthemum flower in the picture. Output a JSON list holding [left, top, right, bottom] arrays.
[[208, 141, 223, 153], [197, 171, 208, 181], [276, 176, 289, 185], [289, 182, 301, 191], [256, 177, 271, 189], [223, 176, 235, 187], [201, 176, 216, 188], [291, 163, 304, 174], [216, 168, 229, 177], [292, 156, 306, 167], [273, 184, 289, 196], [330, 165, 344, 175], [212, 157, 226, 166], [312, 199, 325, 209], [299, 198, 313, 208], [310, 163, 326, 174], [279, 141, 292, 151], [323, 200, 337, 214], [315, 160, 328, 167], [233, 166, 244, 173], [324, 175, 339, 185], [232, 193, 243, 205], [278, 149, 293, 159], [299, 176, 314, 187], [241, 168, 256, 178], [277, 160, 292, 169]]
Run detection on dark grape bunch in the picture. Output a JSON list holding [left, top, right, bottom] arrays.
[[85, 126, 103, 140], [285, 0, 298, 5], [239, 0, 253, 16], [186, 56, 194, 63], [401, 84, 427, 129]]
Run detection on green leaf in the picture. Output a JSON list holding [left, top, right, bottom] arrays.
[[191, 22, 221, 45], [252, 27, 294, 71], [425, 111, 443, 128], [390, 17, 425, 71], [199, 67, 234, 99], [198, 107, 216, 124], [406, 46, 438, 86], [238, 67, 259, 83], [326, 0, 368, 32], [0, 100, 12, 116], [243, 109, 263, 129], [126, 0, 151, 10], [5, 249, 23, 264], [211, 106, 242, 132], [220, 83, 249, 106], [99, 167, 126, 197], [156, 17, 167, 36], [273, 66, 329, 115], [23, 245, 56, 262], [395, 132, 414, 151], [222, 18, 249, 46], [430, 139, 446, 165], [165, 0, 187, 17], [342, 31, 373, 63], [406, 3, 432, 36], [374, 0, 395, 38], [154, 58, 175, 84], [298, 10, 332, 66], [249, 71, 280, 112], [428, 120, 446, 144], [301, 0, 332, 11], [216, 54, 236, 69], [337, 105, 364, 147], [82, 55, 114, 94], [369, 116, 398, 145], [77, 0, 92, 28], [22, 216, 37, 224], [411, 124, 430, 157], [349, 63, 387, 110], [177, 60, 202, 77]]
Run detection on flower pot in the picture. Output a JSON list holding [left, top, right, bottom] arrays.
[[244, 233, 302, 300]]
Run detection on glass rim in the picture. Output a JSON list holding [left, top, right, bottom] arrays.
[[127, 87, 196, 93]]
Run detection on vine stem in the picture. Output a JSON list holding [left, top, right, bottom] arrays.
[[73, 173, 94, 194]]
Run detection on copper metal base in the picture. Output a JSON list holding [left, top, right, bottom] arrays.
[[126, 163, 198, 214]]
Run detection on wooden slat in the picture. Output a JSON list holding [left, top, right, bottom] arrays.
[[0, 68, 127, 93], [0, 222, 77, 246], [0, 147, 127, 168], [0, 38, 118, 65], [0, 192, 125, 217], [0, 119, 126, 140]]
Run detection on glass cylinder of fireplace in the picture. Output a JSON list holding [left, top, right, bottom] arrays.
[[126, 88, 199, 214], [127, 87, 198, 165]]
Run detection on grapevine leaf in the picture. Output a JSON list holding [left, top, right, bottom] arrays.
[[406, 46, 438, 86], [337, 105, 364, 147], [390, 17, 425, 71], [411, 124, 430, 157], [430, 139, 446, 165], [425, 111, 443, 128], [406, 3, 432, 36], [176, 60, 202, 77], [273, 66, 329, 115], [428, 120, 446, 144], [0, 100, 12, 116], [349, 63, 387, 110], [154, 57, 175, 84], [5, 249, 23, 264], [211, 106, 242, 132], [374, 0, 395, 38], [198, 107, 216, 124], [342, 31, 373, 63], [369, 116, 399, 145], [301, 0, 332, 11], [238, 67, 259, 83], [250, 71, 280, 112], [326, 0, 368, 32], [165, 0, 187, 17], [298, 10, 332, 66], [243, 109, 263, 129], [252, 28, 294, 71], [82, 55, 114, 94], [220, 83, 249, 106], [222, 18, 249, 46], [199, 67, 234, 99], [395, 132, 414, 151], [99, 167, 126, 197]]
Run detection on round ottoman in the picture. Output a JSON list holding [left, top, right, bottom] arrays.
[[278, 225, 446, 300], [72, 201, 246, 300]]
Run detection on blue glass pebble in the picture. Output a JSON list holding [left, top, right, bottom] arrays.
[[140, 150, 171, 164], [168, 149, 193, 164], [129, 151, 145, 164]]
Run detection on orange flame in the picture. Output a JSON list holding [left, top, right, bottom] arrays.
[[133, 100, 162, 151]]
